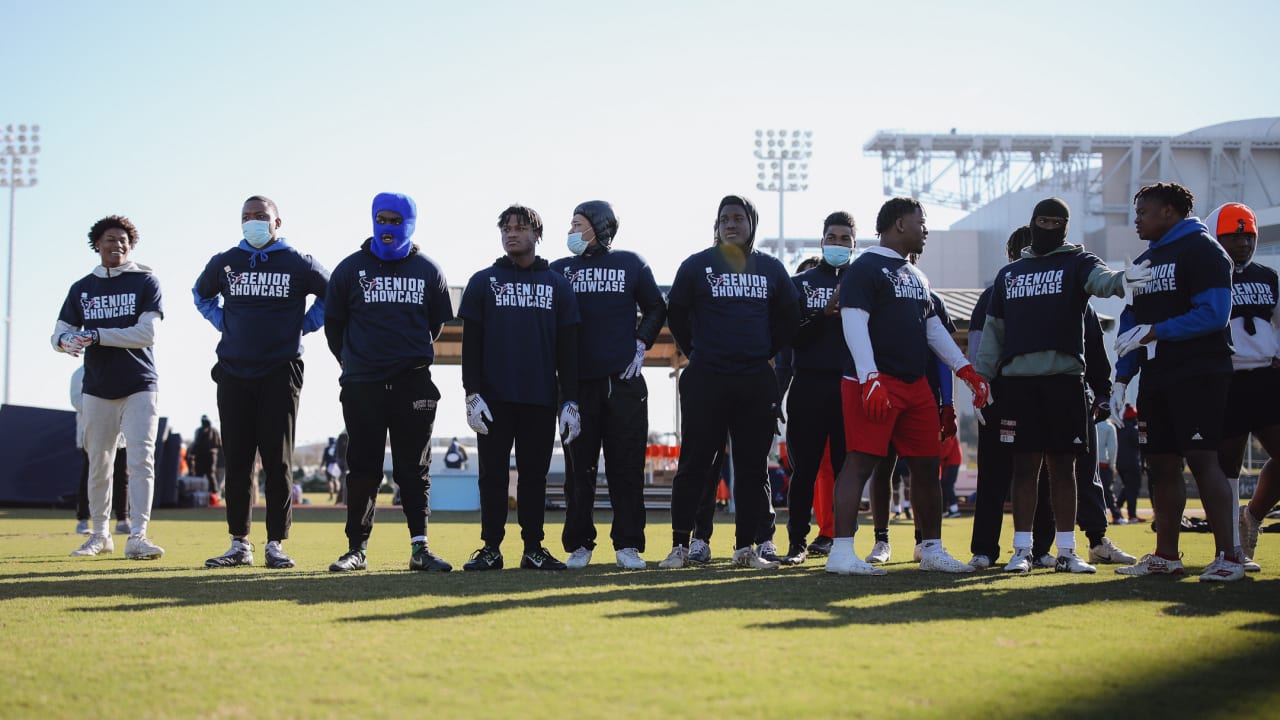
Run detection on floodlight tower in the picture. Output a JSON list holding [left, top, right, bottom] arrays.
[[753, 129, 812, 257], [1, 124, 41, 405]]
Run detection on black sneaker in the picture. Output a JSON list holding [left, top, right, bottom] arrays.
[[329, 549, 367, 572], [205, 540, 254, 568], [463, 545, 504, 571], [520, 546, 567, 570], [806, 536, 833, 556], [410, 542, 452, 572], [783, 542, 809, 565]]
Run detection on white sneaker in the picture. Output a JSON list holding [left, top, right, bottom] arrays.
[[1054, 551, 1096, 574], [1034, 553, 1056, 569], [913, 543, 924, 562], [920, 547, 975, 573], [687, 538, 712, 564], [756, 540, 782, 562], [1239, 506, 1260, 560], [74, 520, 90, 535], [658, 545, 688, 569], [1113, 517, 1129, 525], [566, 546, 592, 569], [1116, 552, 1185, 576], [1199, 552, 1244, 583], [732, 546, 779, 569], [71, 534, 114, 557], [1004, 548, 1033, 574], [1243, 557, 1262, 573], [865, 540, 892, 564], [114, 520, 132, 535], [825, 548, 887, 576], [615, 548, 646, 570], [125, 534, 165, 560], [969, 554, 993, 570], [1089, 537, 1137, 565]]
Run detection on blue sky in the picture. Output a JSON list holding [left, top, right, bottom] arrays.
[[4, 0, 1277, 445]]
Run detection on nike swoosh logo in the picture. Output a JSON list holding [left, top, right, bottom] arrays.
[[528, 557, 543, 567], [868, 381, 881, 394]]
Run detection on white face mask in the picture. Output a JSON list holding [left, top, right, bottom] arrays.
[[566, 231, 590, 256], [242, 220, 273, 249]]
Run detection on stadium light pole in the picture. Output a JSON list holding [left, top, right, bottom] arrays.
[[1, 124, 41, 405], [753, 129, 812, 257]]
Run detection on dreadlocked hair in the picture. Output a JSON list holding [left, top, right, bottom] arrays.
[[1133, 182, 1194, 218], [1006, 225, 1033, 261]]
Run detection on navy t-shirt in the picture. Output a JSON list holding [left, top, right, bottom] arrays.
[[325, 246, 454, 384], [987, 249, 1105, 365], [667, 245, 798, 373], [1130, 230, 1233, 382], [791, 263, 851, 373], [458, 260, 580, 407], [59, 269, 162, 399], [549, 249, 664, 380], [839, 250, 935, 382], [194, 244, 330, 379]]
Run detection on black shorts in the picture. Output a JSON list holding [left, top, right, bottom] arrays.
[[997, 375, 1089, 454], [1136, 373, 1230, 455], [1223, 366, 1280, 438]]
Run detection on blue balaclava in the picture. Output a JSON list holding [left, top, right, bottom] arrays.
[[370, 192, 417, 261]]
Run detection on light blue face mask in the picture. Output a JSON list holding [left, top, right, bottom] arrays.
[[822, 245, 852, 267], [243, 220, 274, 249], [567, 231, 590, 256]]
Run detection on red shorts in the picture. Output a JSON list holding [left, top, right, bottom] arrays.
[[841, 375, 941, 458]]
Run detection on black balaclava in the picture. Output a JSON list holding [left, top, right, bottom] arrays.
[[1029, 197, 1069, 256], [715, 195, 759, 251], [573, 200, 618, 254]]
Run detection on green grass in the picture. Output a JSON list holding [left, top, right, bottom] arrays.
[[2, 505, 1278, 719]]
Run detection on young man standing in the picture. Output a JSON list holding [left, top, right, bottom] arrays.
[[826, 197, 989, 576], [1112, 183, 1243, 582], [195, 196, 329, 569], [779, 212, 855, 563], [975, 197, 1148, 574], [459, 205, 581, 571], [551, 201, 667, 570], [323, 192, 454, 573], [55, 215, 165, 560], [1205, 202, 1278, 572], [659, 195, 800, 570]]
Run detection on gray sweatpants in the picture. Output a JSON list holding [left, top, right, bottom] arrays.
[[82, 391, 159, 537]]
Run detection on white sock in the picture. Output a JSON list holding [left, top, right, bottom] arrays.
[[1227, 478, 1241, 547], [1056, 531, 1076, 555], [266, 540, 281, 550], [1013, 531, 1032, 550], [833, 537, 854, 554], [410, 535, 427, 544], [921, 539, 942, 553]]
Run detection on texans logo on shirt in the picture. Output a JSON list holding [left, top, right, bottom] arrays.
[[1132, 262, 1177, 296], [80, 291, 137, 320], [489, 277, 515, 297], [801, 281, 831, 308], [224, 266, 292, 297], [563, 267, 626, 293], [880, 266, 928, 300], [704, 267, 768, 298], [225, 266, 245, 286], [358, 269, 425, 304], [1002, 269, 1065, 299]]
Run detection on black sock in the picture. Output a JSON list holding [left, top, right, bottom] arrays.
[[673, 531, 691, 548], [874, 528, 889, 544], [1087, 531, 1105, 548]]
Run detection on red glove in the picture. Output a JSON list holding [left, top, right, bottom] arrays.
[[861, 372, 892, 423], [956, 365, 992, 408], [939, 404, 957, 440]]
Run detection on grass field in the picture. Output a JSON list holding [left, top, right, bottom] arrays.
[[2, 503, 1278, 720]]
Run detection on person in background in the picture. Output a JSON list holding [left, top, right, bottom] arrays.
[[190, 414, 222, 501]]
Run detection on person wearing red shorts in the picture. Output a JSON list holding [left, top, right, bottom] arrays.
[[825, 197, 990, 576]]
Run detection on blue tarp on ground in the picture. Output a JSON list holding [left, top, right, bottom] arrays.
[[0, 404, 182, 507]]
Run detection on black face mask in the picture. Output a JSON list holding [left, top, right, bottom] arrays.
[[1030, 224, 1066, 255]]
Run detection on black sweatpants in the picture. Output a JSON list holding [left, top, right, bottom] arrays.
[[477, 401, 556, 551], [970, 393, 1011, 559], [77, 448, 128, 521], [1033, 419, 1107, 555], [562, 374, 648, 553], [784, 370, 845, 546], [671, 364, 776, 550], [341, 366, 440, 551], [215, 358, 303, 542], [1118, 466, 1143, 518]]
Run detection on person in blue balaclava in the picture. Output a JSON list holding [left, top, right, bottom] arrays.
[[322, 192, 454, 572], [194, 195, 330, 570]]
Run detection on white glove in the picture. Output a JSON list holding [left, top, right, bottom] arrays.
[[559, 401, 581, 444], [1115, 324, 1153, 358], [620, 339, 646, 379], [1124, 258, 1152, 293], [1109, 381, 1128, 423], [465, 393, 493, 435]]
